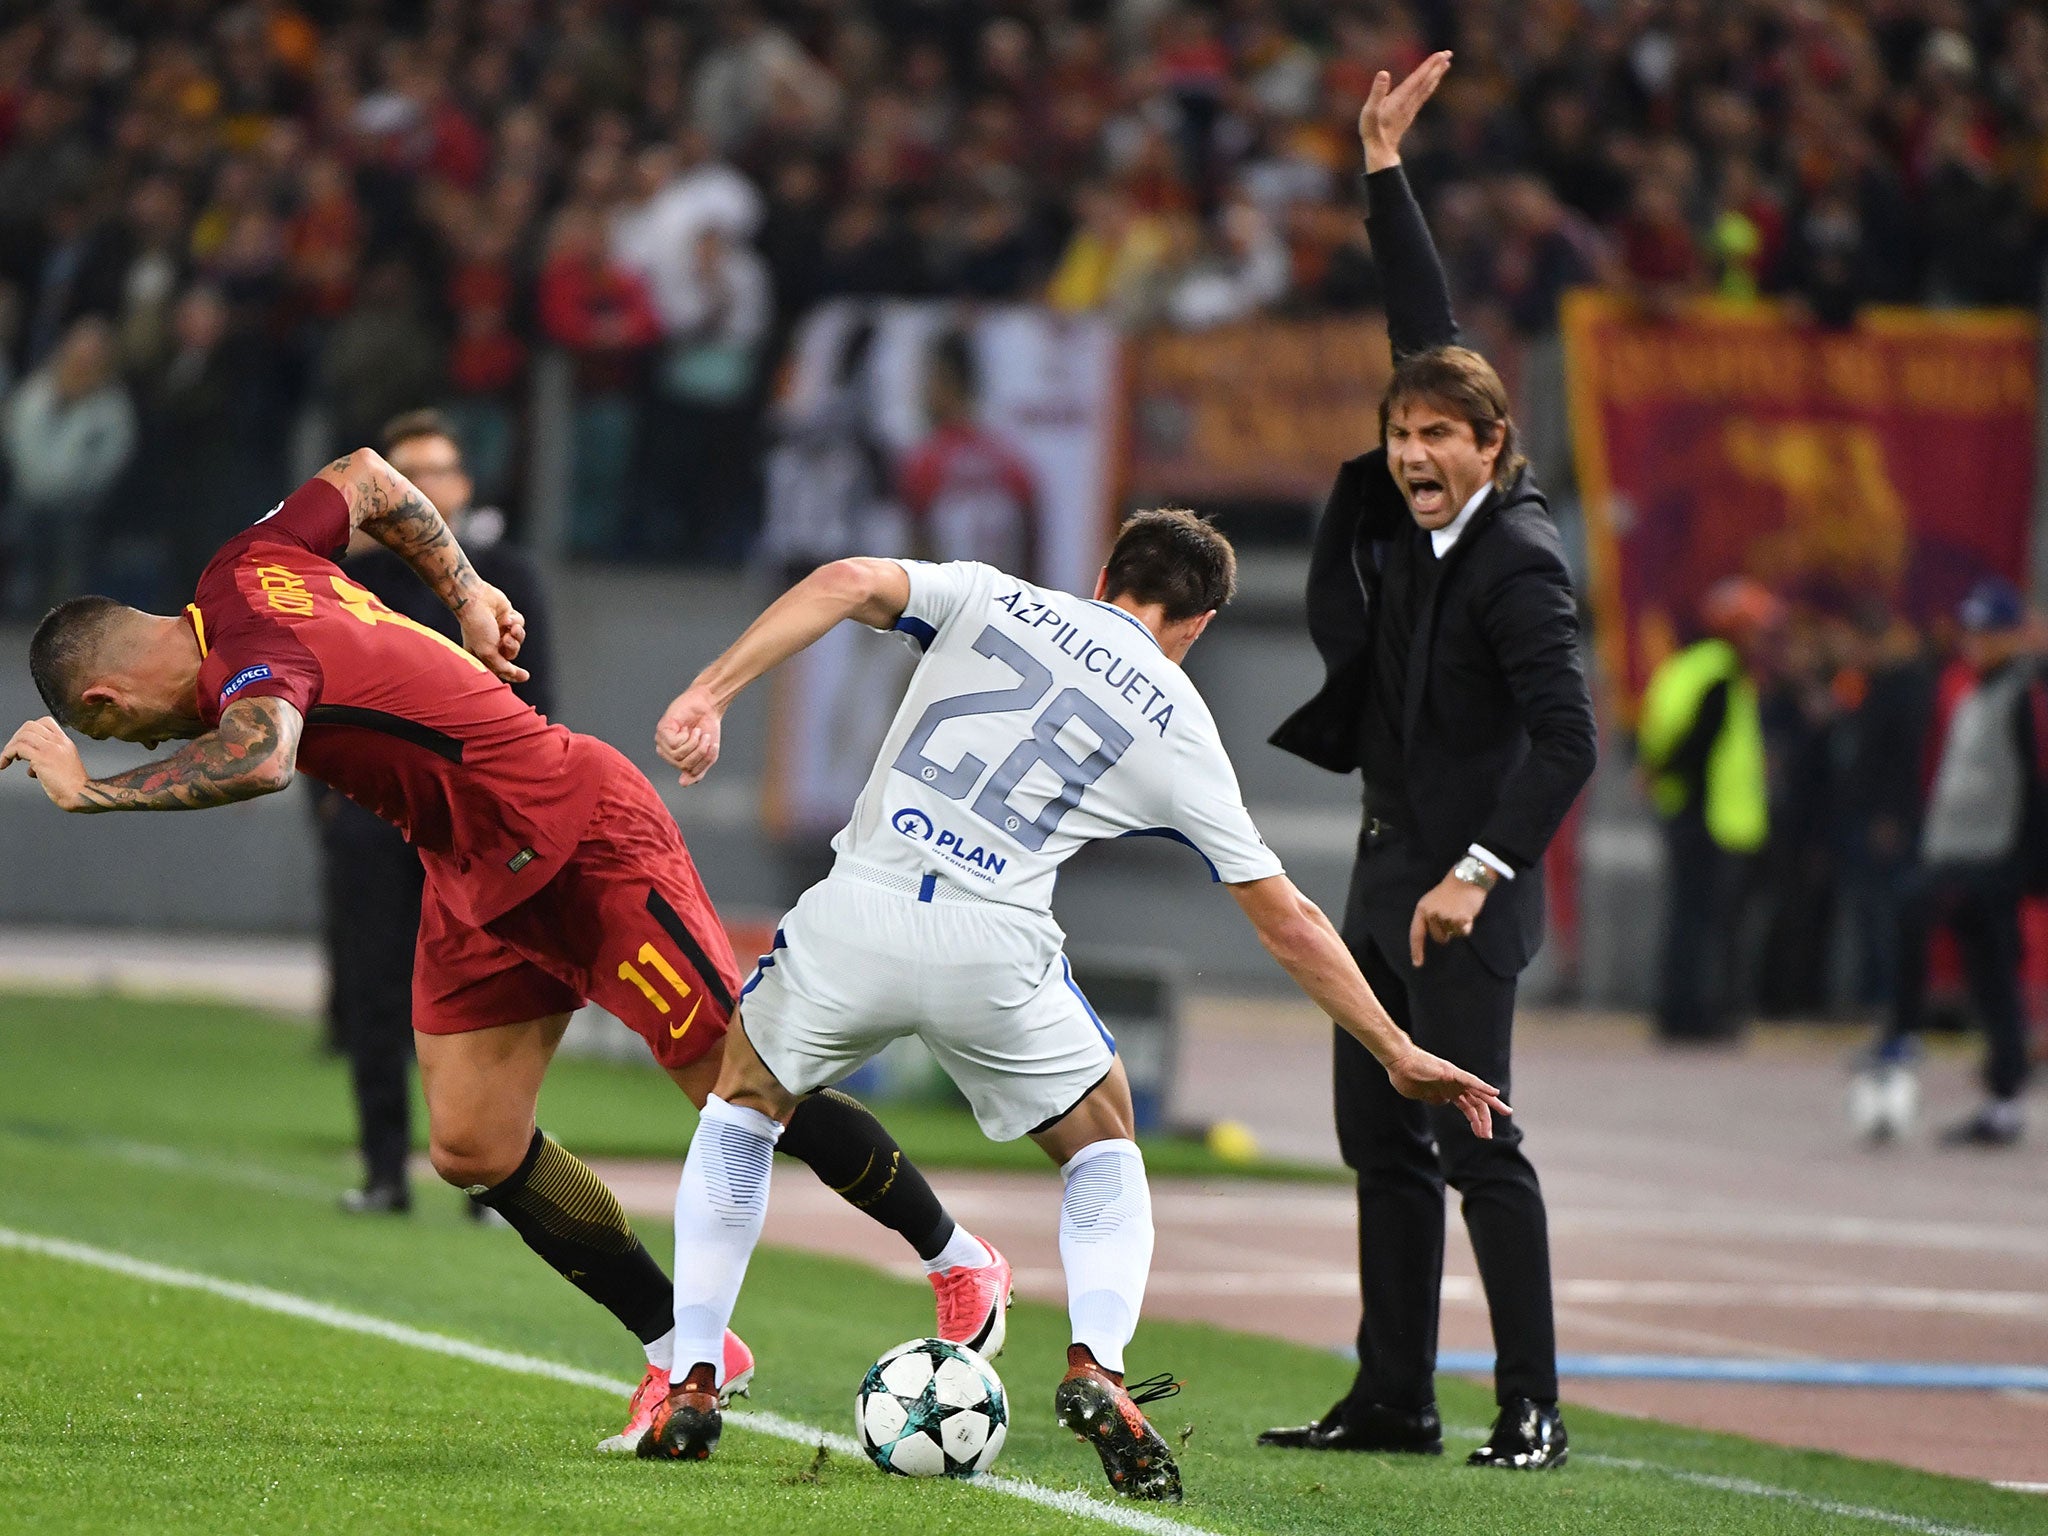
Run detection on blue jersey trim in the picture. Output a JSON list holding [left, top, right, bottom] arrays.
[[894, 615, 938, 651], [740, 927, 788, 999], [1061, 955, 1116, 1054], [1116, 826, 1221, 882], [917, 872, 937, 903], [1087, 600, 1163, 653]]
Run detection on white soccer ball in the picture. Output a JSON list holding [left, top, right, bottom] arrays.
[[855, 1338, 1008, 1478]]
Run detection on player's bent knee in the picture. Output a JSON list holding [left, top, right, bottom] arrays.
[[428, 1130, 528, 1189]]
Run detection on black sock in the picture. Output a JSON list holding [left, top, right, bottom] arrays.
[[474, 1129, 672, 1343], [778, 1088, 955, 1261]]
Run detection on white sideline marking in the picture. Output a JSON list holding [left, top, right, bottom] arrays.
[[1578, 1454, 2003, 1536], [0, 1226, 1208, 1536], [0, 1226, 2017, 1536]]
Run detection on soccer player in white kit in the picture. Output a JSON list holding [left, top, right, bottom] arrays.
[[641, 510, 1509, 1497]]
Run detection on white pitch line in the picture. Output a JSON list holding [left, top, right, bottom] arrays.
[[1575, 1454, 2005, 1536], [0, 1226, 1210, 1536], [0, 1226, 2023, 1536]]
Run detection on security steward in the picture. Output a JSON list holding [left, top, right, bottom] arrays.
[[1637, 579, 1778, 1044], [316, 410, 555, 1213], [1259, 55, 1597, 1470]]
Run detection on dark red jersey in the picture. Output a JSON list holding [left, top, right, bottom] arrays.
[[190, 476, 603, 925]]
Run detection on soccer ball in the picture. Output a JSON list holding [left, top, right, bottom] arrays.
[[855, 1338, 1008, 1478]]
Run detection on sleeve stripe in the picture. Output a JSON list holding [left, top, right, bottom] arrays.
[[893, 615, 938, 651], [1115, 826, 1221, 882]]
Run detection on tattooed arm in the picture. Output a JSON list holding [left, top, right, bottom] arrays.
[[315, 448, 530, 682], [1, 698, 302, 812]]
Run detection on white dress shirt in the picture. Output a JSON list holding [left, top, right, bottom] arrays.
[[1428, 483, 1515, 882]]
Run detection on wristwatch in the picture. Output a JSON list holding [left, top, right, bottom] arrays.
[[1451, 854, 1500, 892]]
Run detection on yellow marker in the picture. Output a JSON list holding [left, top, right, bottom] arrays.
[[1205, 1120, 1260, 1164]]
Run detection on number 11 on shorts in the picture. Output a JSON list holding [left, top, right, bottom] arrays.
[[618, 942, 700, 1038]]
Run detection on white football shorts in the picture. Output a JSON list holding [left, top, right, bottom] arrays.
[[737, 861, 1117, 1141]]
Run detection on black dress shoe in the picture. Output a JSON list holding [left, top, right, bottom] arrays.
[[1258, 1399, 1443, 1454], [1466, 1397, 1567, 1469], [338, 1183, 411, 1215]]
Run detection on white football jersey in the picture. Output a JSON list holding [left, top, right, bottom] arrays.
[[829, 560, 1285, 909]]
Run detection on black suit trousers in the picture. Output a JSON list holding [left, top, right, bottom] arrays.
[[1335, 859, 1559, 1411], [318, 799, 425, 1191]]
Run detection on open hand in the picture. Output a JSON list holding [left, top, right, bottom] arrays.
[[1358, 50, 1452, 172], [460, 581, 529, 683], [1385, 1044, 1510, 1139], [1, 717, 89, 810], [656, 684, 724, 786]]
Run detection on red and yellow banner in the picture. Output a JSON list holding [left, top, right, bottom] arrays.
[[1563, 291, 2037, 716], [1127, 315, 1396, 504]]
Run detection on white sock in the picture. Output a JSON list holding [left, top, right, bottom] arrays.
[[1057, 1138, 1153, 1375], [672, 1095, 783, 1386], [644, 1327, 675, 1373], [923, 1225, 993, 1275]]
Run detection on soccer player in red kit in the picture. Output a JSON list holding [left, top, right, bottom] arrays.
[[4, 449, 1012, 1454]]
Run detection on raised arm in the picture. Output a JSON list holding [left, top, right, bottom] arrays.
[[1359, 52, 1459, 360], [315, 449, 528, 683], [1227, 871, 1508, 1137], [655, 557, 911, 785], [1, 696, 303, 812]]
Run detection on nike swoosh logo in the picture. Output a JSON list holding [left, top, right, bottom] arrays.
[[668, 994, 703, 1039]]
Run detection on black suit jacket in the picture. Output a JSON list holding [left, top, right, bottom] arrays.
[[1271, 166, 1597, 977]]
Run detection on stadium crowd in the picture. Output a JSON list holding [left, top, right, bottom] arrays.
[[0, 0, 2044, 597]]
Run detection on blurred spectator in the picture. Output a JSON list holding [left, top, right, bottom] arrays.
[[1166, 195, 1289, 329], [639, 224, 774, 565], [1618, 169, 1704, 315], [898, 331, 1041, 579], [1831, 602, 1935, 1018], [1, 316, 136, 616], [1859, 580, 2044, 1148], [1637, 579, 1782, 1044], [1753, 614, 1847, 1019], [133, 287, 255, 597], [318, 259, 442, 454], [538, 206, 660, 555], [1046, 181, 1181, 322], [758, 315, 895, 583]]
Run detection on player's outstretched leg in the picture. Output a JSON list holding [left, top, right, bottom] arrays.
[[643, 1093, 785, 1460], [418, 1020, 734, 1451], [1049, 1137, 1181, 1501], [777, 1087, 1010, 1353], [600, 1332, 755, 1455]]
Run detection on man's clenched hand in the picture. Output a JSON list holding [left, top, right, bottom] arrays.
[[460, 581, 529, 683], [656, 684, 724, 786], [1, 717, 89, 810]]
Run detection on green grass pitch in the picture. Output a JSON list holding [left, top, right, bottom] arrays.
[[0, 991, 2039, 1536]]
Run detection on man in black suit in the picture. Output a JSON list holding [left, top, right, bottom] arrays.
[[315, 409, 556, 1214], [1259, 55, 1597, 1470]]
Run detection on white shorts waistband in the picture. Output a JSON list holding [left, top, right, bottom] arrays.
[[832, 858, 1006, 906]]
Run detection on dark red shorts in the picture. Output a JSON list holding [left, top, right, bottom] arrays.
[[413, 756, 740, 1071]]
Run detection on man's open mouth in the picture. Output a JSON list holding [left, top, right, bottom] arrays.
[[1407, 476, 1445, 510]]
